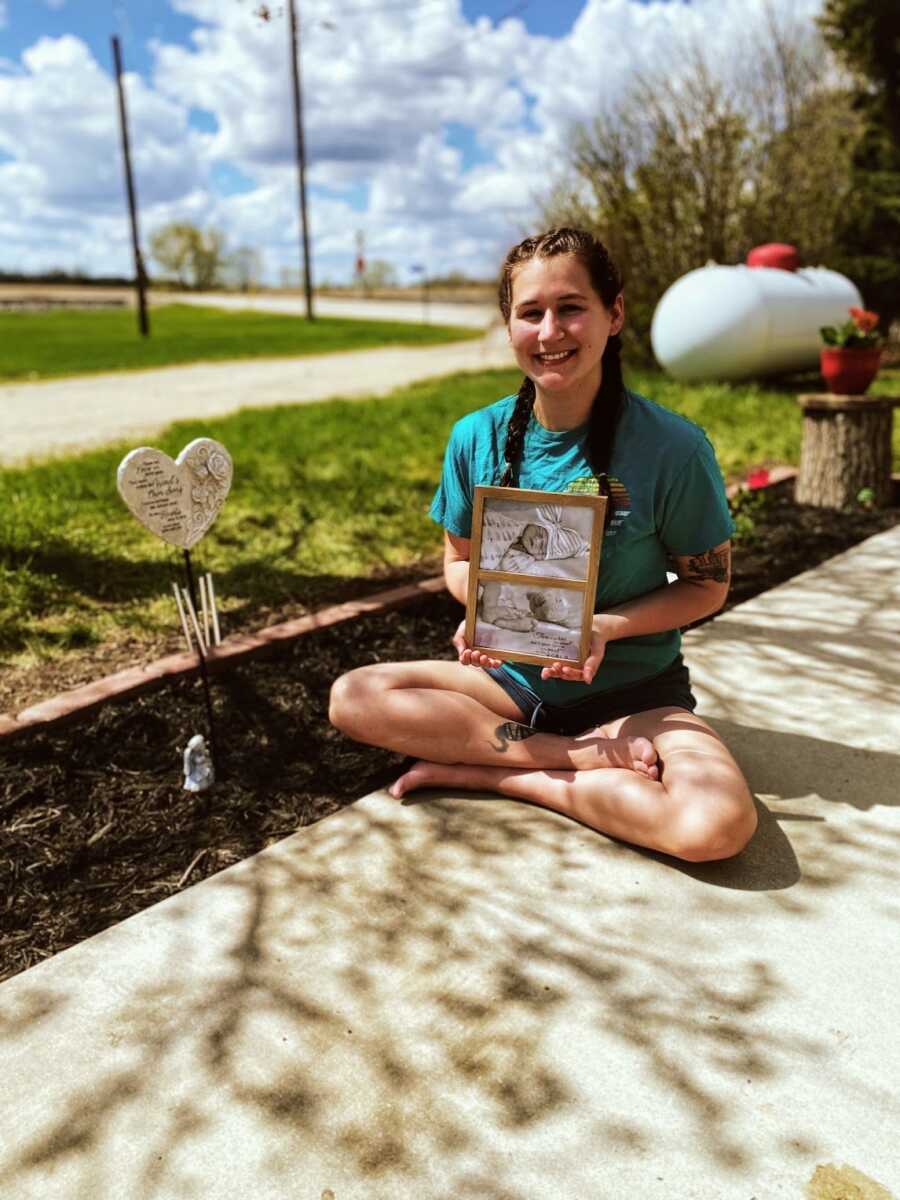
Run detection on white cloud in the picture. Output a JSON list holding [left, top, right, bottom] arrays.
[[528, 0, 826, 136], [143, 0, 543, 278], [1, 0, 828, 282], [2, 36, 191, 198], [0, 34, 213, 273], [152, 0, 534, 176]]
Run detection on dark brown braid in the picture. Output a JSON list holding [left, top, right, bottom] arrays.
[[587, 332, 625, 517], [497, 227, 625, 513], [499, 376, 535, 487]]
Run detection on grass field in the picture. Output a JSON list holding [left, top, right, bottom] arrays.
[[0, 304, 480, 382], [1, 364, 898, 668]]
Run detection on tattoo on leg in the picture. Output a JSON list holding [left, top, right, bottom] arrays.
[[490, 721, 538, 752], [684, 547, 730, 585]]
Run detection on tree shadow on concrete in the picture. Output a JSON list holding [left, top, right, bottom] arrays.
[[623, 716, 899, 899], [685, 551, 900, 730], [4, 761, 894, 1198]]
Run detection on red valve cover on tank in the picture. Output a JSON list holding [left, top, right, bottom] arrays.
[[746, 243, 800, 271]]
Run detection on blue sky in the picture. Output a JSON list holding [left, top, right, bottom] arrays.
[[0, 0, 823, 283], [3, 0, 587, 176], [4, 1, 589, 77], [3, 1, 198, 77], [460, 1, 587, 36]]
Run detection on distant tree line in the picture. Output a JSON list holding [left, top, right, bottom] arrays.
[[148, 223, 264, 292], [542, 0, 899, 355], [0, 269, 134, 287], [0, 235, 263, 292]]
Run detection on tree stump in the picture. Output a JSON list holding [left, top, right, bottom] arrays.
[[795, 394, 899, 509]]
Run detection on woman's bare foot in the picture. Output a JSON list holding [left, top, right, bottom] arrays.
[[572, 734, 659, 781], [389, 760, 455, 799]]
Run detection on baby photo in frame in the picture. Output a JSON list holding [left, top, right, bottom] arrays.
[[465, 486, 607, 668]]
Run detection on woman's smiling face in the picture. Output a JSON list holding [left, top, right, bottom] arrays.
[[507, 254, 623, 406]]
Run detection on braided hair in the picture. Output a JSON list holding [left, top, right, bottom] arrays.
[[497, 228, 625, 509]]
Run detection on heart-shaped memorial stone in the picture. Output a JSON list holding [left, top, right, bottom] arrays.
[[117, 438, 233, 549]]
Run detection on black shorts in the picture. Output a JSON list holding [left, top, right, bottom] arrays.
[[486, 654, 697, 737]]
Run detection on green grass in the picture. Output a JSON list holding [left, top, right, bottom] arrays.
[[1, 364, 897, 667], [628, 364, 900, 480], [0, 304, 480, 382]]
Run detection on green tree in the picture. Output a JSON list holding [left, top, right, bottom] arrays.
[[224, 245, 264, 292], [739, 7, 862, 261], [191, 227, 227, 290], [818, 0, 900, 330], [359, 259, 398, 292], [148, 222, 195, 288], [149, 223, 228, 290], [544, 14, 859, 356], [548, 70, 753, 355]]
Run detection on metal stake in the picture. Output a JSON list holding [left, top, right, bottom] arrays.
[[183, 549, 219, 777]]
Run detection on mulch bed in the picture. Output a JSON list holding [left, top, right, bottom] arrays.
[[1, 482, 897, 984]]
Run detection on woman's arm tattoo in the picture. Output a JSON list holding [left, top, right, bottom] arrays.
[[490, 721, 537, 752], [683, 547, 730, 584]]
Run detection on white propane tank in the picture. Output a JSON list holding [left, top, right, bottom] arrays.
[[650, 262, 863, 382]]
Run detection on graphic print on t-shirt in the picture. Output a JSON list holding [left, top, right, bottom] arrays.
[[565, 474, 632, 538]]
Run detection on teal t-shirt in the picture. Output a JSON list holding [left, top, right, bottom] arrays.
[[430, 389, 734, 704]]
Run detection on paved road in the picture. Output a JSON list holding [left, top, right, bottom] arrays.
[[173, 291, 497, 329], [0, 324, 514, 465]]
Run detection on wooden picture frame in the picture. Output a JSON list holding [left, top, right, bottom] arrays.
[[465, 486, 607, 668]]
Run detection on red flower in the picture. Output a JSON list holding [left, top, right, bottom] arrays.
[[849, 307, 879, 333], [747, 468, 770, 489]]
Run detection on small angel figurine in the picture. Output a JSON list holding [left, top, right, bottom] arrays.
[[183, 734, 214, 792]]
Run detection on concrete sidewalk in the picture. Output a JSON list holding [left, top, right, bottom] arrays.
[[0, 326, 513, 465], [0, 527, 897, 1199]]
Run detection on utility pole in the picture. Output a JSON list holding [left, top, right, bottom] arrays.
[[410, 262, 429, 323], [111, 35, 150, 336], [287, 0, 314, 320], [355, 229, 366, 291]]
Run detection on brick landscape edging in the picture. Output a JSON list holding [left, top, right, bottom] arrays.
[[0, 575, 447, 743], [0, 466, 803, 745], [724, 464, 797, 498]]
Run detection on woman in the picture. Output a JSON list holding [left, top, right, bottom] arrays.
[[329, 227, 757, 862]]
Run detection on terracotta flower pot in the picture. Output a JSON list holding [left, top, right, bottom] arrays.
[[820, 346, 882, 395]]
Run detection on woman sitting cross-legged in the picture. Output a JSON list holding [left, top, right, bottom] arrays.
[[329, 227, 757, 864]]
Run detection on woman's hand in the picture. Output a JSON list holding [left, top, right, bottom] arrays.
[[452, 620, 502, 670], [540, 628, 608, 685]]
